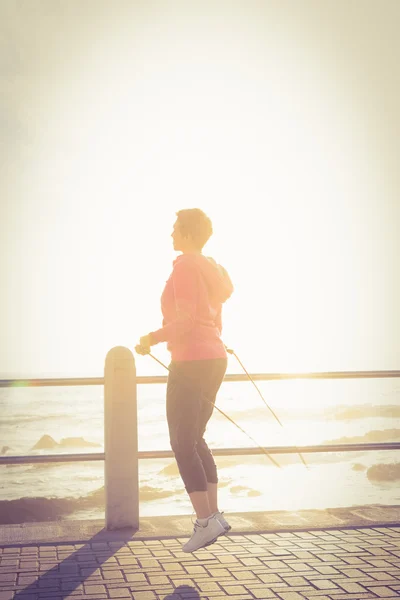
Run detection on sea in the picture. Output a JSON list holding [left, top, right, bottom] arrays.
[[1, 376, 400, 523]]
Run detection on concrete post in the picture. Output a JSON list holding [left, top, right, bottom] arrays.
[[104, 346, 138, 529]]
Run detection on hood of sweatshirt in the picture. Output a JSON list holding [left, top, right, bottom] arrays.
[[173, 253, 234, 304]]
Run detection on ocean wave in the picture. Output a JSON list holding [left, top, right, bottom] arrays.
[[324, 428, 400, 445], [381, 387, 400, 397], [0, 484, 185, 524], [331, 405, 400, 420], [229, 485, 262, 497], [367, 462, 400, 482], [222, 403, 400, 423], [0, 414, 68, 426]]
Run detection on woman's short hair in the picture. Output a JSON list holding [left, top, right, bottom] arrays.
[[176, 208, 213, 250]]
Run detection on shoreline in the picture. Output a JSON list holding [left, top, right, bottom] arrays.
[[2, 453, 400, 525]]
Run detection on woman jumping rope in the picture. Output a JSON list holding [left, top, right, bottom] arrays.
[[136, 208, 234, 552]]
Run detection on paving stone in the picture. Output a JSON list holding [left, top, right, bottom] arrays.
[[216, 555, 241, 565], [364, 586, 398, 597], [322, 595, 373, 599], [308, 578, 339, 589], [368, 572, 399, 581], [183, 565, 207, 574], [291, 551, 314, 559], [338, 567, 367, 578], [220, 584, 248, 594], [147, 575, 170, 585], [232, 570, 258, 580], [239, 558, 263, 566], [366, 559, 396, 568], [313, 565, 340, 575], [257, 574, 283, 584], [242, 586, 278, 598], [102, 570, 124, 580], [108, 589, 133, 598], [269, 549, 293, 557], [299, 596, 330, 600], [336, 580, 369, 593], [0, 574, 17, 584], [197, 581, 221, 592], [263, 560, 291, 570], [83, 584, 107, 594]]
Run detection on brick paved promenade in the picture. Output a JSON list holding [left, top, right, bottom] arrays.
[[1, 519, 400, 600]]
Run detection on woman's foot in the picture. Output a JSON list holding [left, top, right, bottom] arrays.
[[182, 515, 225, 553], [213, 510, 232, 532]]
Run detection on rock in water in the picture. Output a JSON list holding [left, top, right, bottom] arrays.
[[230, 485, 249, 494], [247, 490, 262, 497], [31, 435, 58, 450], [352, 463, 366, 471], [367, 463, 400, 482], [59, 437, 101, 448], [158, 462, 180, 476]]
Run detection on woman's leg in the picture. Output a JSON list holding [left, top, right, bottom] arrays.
[[196, 358, 227, 515], [187, 491, 211, 519], [207, 482, 219, 514], [166, 362, 212, 519]]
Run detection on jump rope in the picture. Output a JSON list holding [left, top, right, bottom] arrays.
[[135, 344, 308, 470]]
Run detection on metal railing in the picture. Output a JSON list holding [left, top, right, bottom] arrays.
[[2, 369, 400, 388], [1, 347, 399, 530]]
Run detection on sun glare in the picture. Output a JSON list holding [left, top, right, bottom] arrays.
[[5, 4, 392, 377]]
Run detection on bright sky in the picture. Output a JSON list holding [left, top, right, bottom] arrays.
[[1, 1, 399, 378]]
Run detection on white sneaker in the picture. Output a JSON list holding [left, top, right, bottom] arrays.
[[214, 510, 232, 532], [182, 515, 225, 553]]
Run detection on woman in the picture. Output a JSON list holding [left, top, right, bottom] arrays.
[[137, 208, 234, 552]]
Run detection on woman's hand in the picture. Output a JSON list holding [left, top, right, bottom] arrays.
[[135, 334, 154, 355]]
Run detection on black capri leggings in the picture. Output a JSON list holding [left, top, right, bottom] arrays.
[[166, 358, 227, 494]]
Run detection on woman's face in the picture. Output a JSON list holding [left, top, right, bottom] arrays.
[[171, 219, 199, 252], [171, 220, 185, 251]]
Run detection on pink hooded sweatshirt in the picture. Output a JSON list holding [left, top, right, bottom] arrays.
[[150, 254, 234, 361]]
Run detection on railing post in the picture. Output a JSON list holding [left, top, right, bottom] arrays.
[[104, 346, 138, 529]]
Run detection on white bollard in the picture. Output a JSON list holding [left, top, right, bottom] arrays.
[[104, 346, 138, 529]]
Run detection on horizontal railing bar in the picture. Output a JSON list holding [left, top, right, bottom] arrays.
[[1, 442, 400, 465], [1, 370, 400, 388], [0, 453, 105, 464], [138, 442, 400, 457], [0, 377, 105, 388]]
